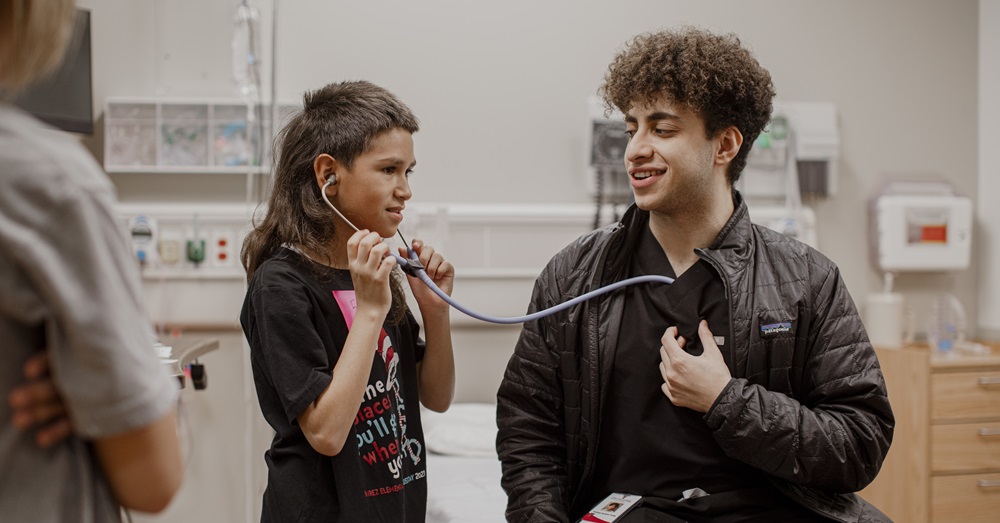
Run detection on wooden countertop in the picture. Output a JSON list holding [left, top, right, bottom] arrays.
[[881, 342, 1000, 370]]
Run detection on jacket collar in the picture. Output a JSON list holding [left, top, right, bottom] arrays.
[[609, 190, 754, 277], [603, 205, 645, 284], [699, 189, 754, 271]]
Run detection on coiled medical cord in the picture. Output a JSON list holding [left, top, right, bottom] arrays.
[[321, 180, 674, 324]]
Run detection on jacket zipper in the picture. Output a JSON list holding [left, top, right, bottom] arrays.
[[574, 224, 623, 508], [695, 248, 736, 373]]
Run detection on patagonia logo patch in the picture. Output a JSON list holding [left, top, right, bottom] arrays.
[[760, 322, 793, 337]]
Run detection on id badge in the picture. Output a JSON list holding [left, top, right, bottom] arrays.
[[580, 493, 642, 522]]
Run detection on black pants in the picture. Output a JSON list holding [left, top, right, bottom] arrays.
[[617, 492, 831, 523]]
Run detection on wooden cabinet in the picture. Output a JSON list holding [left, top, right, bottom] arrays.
[[860, 343, 1000, 522]]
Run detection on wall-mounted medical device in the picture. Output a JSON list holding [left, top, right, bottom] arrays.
[[584, 96, 631, 205], [741, 101, 840, 200], [127, 215, 158, 265], [869, 181, 972, 272]]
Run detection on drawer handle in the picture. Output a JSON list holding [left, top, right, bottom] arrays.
[[978, 480, 1000, 489], [979, 377, 1000, 387], [981, 428, 1000, 437]]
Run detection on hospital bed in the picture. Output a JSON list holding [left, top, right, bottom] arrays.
[[423, 403, 507, 522]]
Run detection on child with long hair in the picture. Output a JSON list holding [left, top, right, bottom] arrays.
[[240, 80, 455, 522]]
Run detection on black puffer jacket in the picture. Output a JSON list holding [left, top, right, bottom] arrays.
[[496, 195, 894, 523]]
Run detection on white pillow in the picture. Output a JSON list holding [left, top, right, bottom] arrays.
[[421, 403, 498, 458]]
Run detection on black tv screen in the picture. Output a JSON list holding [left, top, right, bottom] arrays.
[[13, 9, 93, 134]]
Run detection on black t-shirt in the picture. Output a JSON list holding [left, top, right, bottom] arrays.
[[584, 225, 821, 522], [240, 248, 427, 523]]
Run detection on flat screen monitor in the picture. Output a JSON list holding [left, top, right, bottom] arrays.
[[12, 8, 93, 134]]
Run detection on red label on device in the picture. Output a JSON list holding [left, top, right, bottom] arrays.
[[921, 225, 947, 243]]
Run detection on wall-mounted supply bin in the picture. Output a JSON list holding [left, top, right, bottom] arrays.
[[104, 98, 299, 173]]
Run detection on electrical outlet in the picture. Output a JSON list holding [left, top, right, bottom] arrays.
[[209, 228, 236, 268]]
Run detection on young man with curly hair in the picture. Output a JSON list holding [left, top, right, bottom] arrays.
[[496, 27, 893, 523]]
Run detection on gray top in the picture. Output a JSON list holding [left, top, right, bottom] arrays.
[[0, 104, 179, 522]]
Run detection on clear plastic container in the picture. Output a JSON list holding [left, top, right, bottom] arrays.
[[926, 292, 966, 354]]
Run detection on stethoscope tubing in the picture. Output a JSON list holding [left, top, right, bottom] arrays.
[[399, 251, 673, 324], [321, 178, 674, 325]]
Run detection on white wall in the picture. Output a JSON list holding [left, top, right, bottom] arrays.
[[980, 0, 1000, 340], [76, 0, 983, 338], [131, 332, 270, 523]]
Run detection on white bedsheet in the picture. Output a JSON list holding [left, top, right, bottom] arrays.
[[422, 403, 507, 522], [426, 452, 506, 522]]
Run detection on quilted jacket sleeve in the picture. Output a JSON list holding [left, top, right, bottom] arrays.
[[704, 259, 895, 493], [496, 262, 573, 522]]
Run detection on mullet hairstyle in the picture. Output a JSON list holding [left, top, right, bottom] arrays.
[[242, 80, 419, 323], [600, 26, 776, 185], [0, 0, 76, 94]]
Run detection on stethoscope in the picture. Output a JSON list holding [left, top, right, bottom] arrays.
[[321, 177, 673, 324]]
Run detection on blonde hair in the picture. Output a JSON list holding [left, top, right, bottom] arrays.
[[0, 0, 77, 93]]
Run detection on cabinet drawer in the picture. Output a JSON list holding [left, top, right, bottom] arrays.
[[931, 371, 1000, 420], [932, 473, 1000, 522], [932, 422, 1000, 472]]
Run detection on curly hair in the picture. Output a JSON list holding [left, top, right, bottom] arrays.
[[600, 27, 776, 185]]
